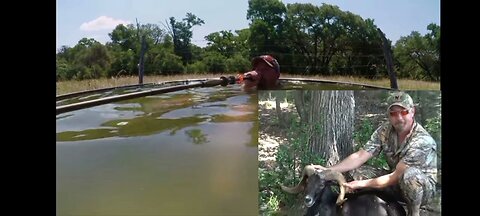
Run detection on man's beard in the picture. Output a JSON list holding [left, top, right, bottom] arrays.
[[393, 121, 407, 132]]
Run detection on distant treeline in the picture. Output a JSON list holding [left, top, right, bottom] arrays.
[[56, 0, 440, 81]]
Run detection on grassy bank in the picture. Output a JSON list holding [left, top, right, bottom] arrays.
[[56, 74, 440, 95]]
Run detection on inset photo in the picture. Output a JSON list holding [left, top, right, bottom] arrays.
[[258, 90, 441, 216]]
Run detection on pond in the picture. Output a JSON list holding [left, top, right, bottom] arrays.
[[56, 85, 259, 215]]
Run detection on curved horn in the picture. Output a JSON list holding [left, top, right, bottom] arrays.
[[322, 170, 346, 205], [280, 165, 317, 194]]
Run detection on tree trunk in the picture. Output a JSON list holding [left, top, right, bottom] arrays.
[[294, 90, 306, 124], [378, 28, 398, 89], [307, 91, 355, 166], [275, 96, 285, 128], [138, 35, 147, 84]]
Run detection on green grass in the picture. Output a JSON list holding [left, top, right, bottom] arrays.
[[56, 74, 440, 95]]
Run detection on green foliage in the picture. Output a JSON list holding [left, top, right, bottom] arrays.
[[424, 115, 441, 165], [109, 48, 136, 76], [424, 116, 441, 142], [109, 24, 136, 51], [56, 7, 439, 81], [56, 58, 75, 81], [354, 119, 389, 169], [156, 52, 185, 75], [354, 119, 375, 147], [169, 13, 205, 64], [202, 52, 228, 73], [259, 167, 281, 214], [393, 23, 440, 81], [247, 0, 286, 25], [284, 3, 384, 75], [186, 61, 208, 74], [247, 0, 286, 56], [226, 54, 251, 73], [205, 30, 236, 58], [259, 119, 326, 214]]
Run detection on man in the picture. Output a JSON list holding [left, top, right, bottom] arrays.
[[306, 91, 437, 216], [239, 55, 280, 90]]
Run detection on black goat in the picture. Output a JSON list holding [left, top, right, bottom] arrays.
[[281, 170, 406, 216]]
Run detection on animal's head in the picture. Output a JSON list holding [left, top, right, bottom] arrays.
[[304, 172, 331, 207], [281, 169, 346, 207]]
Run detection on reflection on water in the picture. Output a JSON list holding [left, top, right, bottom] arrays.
[[56, 85, 259, 215], [185, 128, 209, 144]]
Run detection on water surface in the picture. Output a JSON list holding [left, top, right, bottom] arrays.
[[57, 85, 259, 215]]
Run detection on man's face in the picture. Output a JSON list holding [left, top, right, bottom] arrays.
[[388, 105, 414, 133]]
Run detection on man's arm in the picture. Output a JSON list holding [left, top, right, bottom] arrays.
[[328, 149, 373, 173], [344, 161, 408, 190]]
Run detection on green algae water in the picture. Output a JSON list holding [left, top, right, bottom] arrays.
[[56, 85, 259, 215]]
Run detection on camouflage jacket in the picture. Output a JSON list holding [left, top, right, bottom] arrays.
[[362, 121, 437, 183]]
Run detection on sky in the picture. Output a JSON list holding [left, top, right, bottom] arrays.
[[56, 0, 440, 51]]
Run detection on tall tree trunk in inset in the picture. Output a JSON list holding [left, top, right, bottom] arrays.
[[273, 91, 287, 128], [294, 90, 307, 124], [307, 91, 355, 166]]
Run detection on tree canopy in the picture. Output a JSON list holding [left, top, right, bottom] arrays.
[[57, 2, 440, 82]]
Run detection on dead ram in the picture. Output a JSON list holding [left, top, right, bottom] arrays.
[[281, 169, 406, 216]]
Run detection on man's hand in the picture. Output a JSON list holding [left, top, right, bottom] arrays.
[[343, 180, 367, 193], [242, 71, 260, 89], [310, 164, 328, 171]]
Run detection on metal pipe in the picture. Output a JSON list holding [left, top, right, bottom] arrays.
[[56, 83, 154, 101], [56, 77, 232, 115]]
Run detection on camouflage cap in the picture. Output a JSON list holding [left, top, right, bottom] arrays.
[[386, 91, 414, 110]]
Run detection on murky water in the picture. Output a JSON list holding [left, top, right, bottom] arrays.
[[56, 85, 259, 216]]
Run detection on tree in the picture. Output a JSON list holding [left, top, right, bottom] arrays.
[[393, 23, 440, 81], [337, 18, 384, 78], [109, 24, 136, 51], [151, 50, 185, 75], [74, 41, 111, 79], [205, 30, 236, 58], [233, 28, 251, 57], [295, 90, 355, 166], [202, 52, 228, 73], [108, 46, 136, 76], [204, 29, 251, 72], [284, 3, 383, 75], [247, 0, 287, 57], [167, 13, 204, 65]]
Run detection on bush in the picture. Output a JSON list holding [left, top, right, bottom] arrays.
[[354, 119, 389, 169], [226, 54, 251, 73], [186, 61, 208, 74], [203, 52, 227, 73], [259, 120, 326, 214]]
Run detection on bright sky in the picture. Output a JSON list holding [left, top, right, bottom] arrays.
[[56, 0, 440, 51]]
